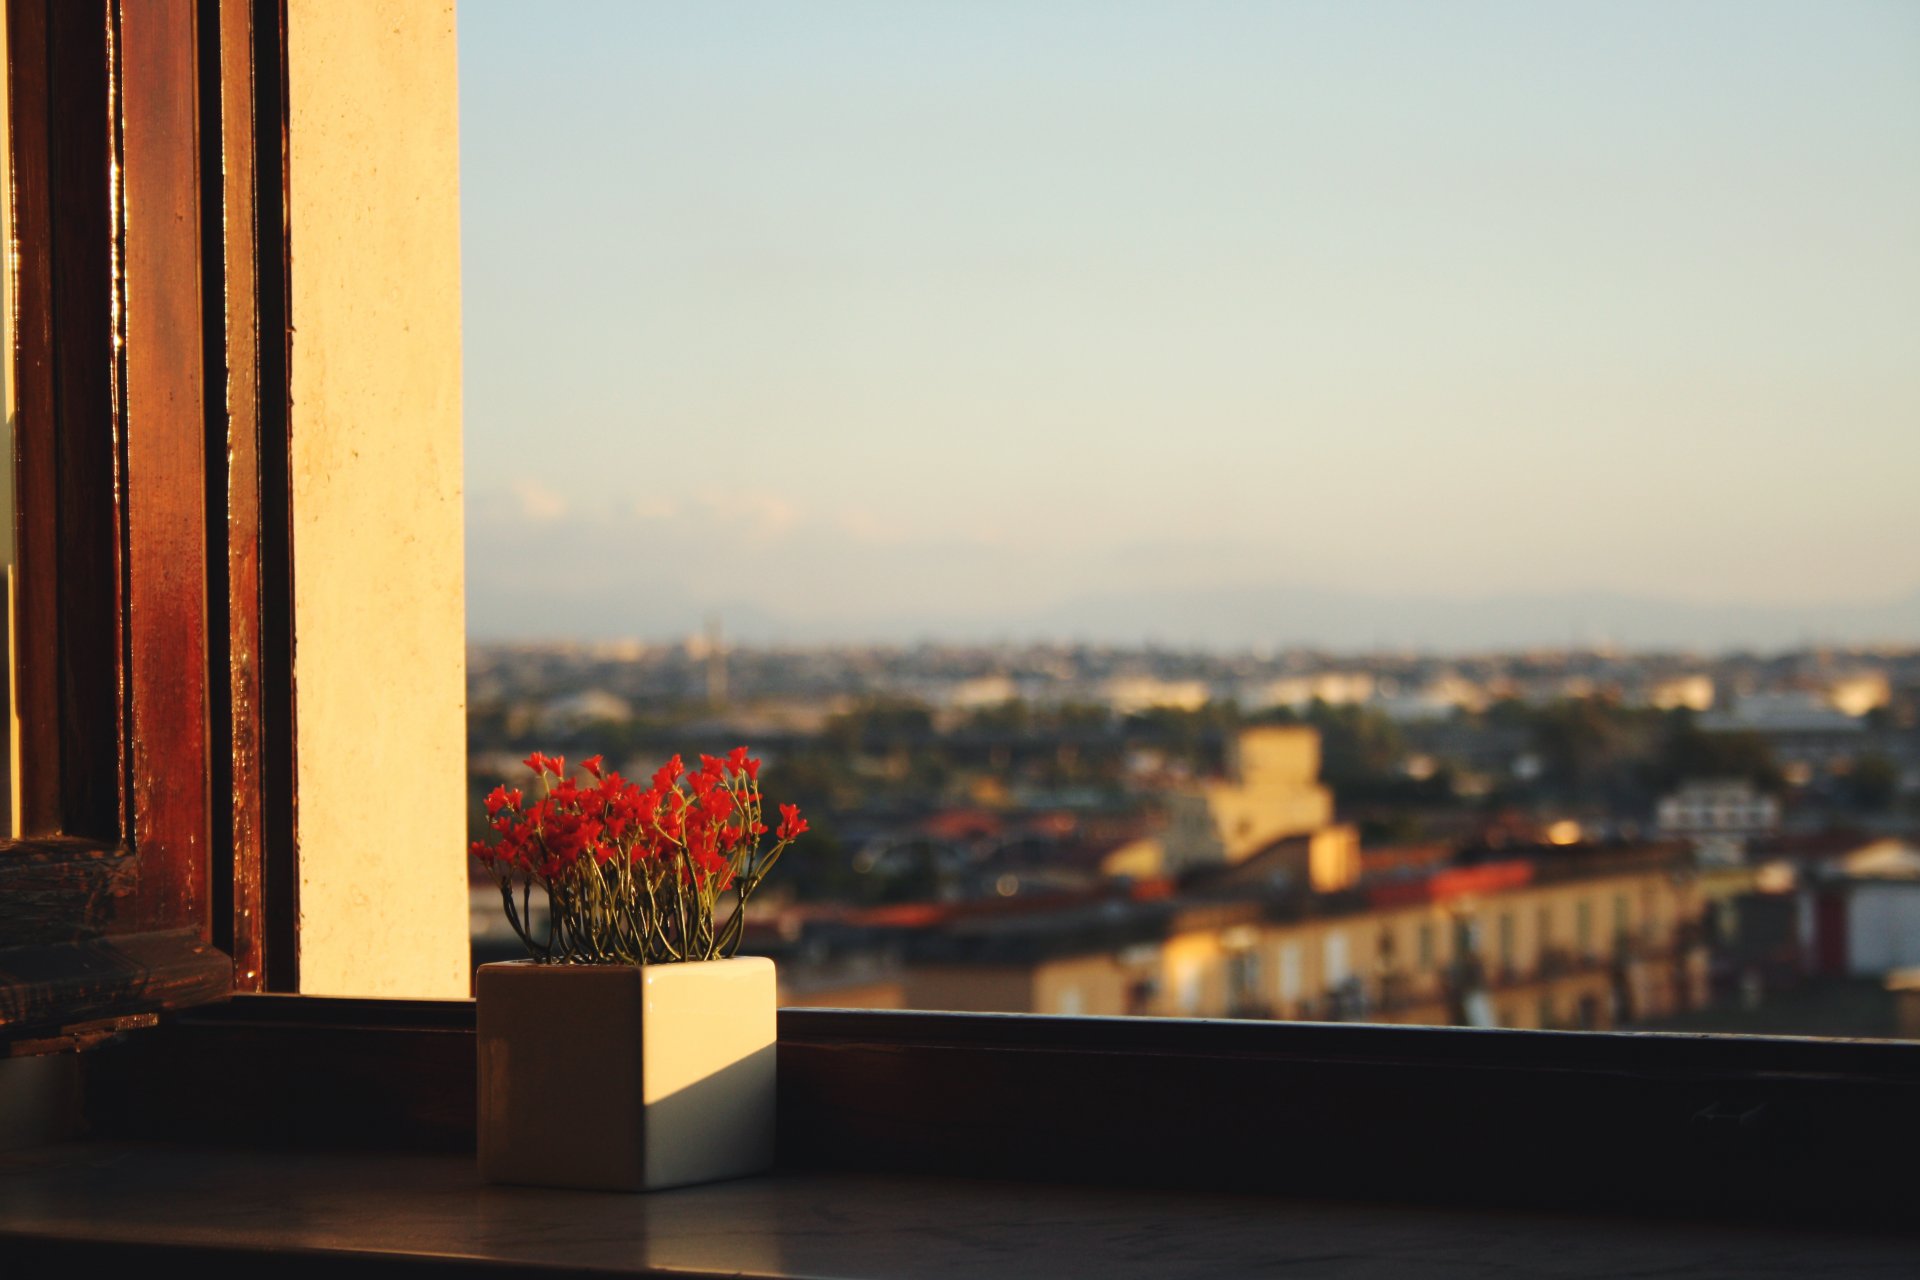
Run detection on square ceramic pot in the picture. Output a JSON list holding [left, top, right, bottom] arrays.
[[476, 956, 776, 1191]]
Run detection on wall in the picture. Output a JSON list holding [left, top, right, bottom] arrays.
[[1847, 882, 1920, 976], [1033, 953, 1140, 1017], [905, 966, 1035, 1014], [894, 865, 1702, 1026], [1233, 727, 1320, 788], [286, 0, 468, 996]]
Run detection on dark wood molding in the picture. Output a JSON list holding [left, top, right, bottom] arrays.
[[0, 838, 136, 947], [197, 0, 296, 992], [254, 0, 299, 992], [776, 1010, 1920, 1223], [88, 995, 476, 1152], [0, 929, 229, 1034], [119, 0, 216, 934], [7, 0, 125, 842], [51, 0, 125, 843], [6, 0, 66, 838], [205, 0, 258, 988]]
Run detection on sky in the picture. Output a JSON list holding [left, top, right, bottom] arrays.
[[459, 1, 1920, 649]]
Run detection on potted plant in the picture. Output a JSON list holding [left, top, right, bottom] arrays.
[[470, 748, 807, 1191]]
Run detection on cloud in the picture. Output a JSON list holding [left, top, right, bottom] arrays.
[[684, 489, 800, 542], [511, 479, 569, 523]]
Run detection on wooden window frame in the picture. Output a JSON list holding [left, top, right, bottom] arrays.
[[0, 0, 294, 1041]]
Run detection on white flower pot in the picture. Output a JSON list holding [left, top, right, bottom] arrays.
[[476, 956, 776, 1191]]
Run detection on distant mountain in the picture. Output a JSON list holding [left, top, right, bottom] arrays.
[[1011, 584, 1920, 652], [468, 577, 1920, 653]]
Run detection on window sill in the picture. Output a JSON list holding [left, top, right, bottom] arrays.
[[67, 995, 1920, 1228], [2, 1140, 1913, 1278]]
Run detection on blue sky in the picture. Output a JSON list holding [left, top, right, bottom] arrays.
[[459, 2, 1920, 647]]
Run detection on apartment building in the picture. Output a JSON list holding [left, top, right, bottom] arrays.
[[903, 843, 1707, 1032], [1112, 725, 1357, 885]]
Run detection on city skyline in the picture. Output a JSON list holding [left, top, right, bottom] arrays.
[[461, 2, 1920, 647]]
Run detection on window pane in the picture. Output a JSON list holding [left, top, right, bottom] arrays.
[[460, 2, 1920, 1041]]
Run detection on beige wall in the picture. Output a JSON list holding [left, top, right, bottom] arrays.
[[287, 0, 468, 996], [1233, 727, 1320, 788], [1308, 825, 1361, 892], [901, 867, 1703, 1026], [1150, 932, 1207, 1015], [778, 981, 905, 1011], [1201, 780, 1335, 863], [906, 966, 1036, 1013], [1033, 953, 1140, 1017]]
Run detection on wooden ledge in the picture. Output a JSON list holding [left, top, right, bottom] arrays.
[[1, 1142, 1916, 1279]]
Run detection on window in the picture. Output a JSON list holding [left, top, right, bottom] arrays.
[[3, 9, 1912, 1245], [1324, 931, 1350, 989], [1277, 941, 1302, 1012], [1, 0, 464, 1033], [1175, 963, 1202, 1016], [1226, 948, 1260, 1014], [450, 1, 1920, 1053]]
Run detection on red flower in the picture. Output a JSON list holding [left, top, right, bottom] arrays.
[[474, 743, 796, 963], [522, 751, 567, 777]]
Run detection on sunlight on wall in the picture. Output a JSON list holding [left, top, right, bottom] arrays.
[[288, 0, 467, 997]]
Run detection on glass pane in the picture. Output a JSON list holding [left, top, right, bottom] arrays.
[[460, 3, 1920, 1040]]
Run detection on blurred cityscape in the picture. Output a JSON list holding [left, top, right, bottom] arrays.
[[469, 638, 1920, 1039]]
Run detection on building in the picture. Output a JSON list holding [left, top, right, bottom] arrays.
[[900, 841, 1707, 1032], [1151, 726, 1345, 877], [1096, 675, 1213, 713], [1238, 671, 1375, 711], [1655, 778, 1781, 864], [1798, 840, 1920, 979], [1642, 675, 1715, 712]]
